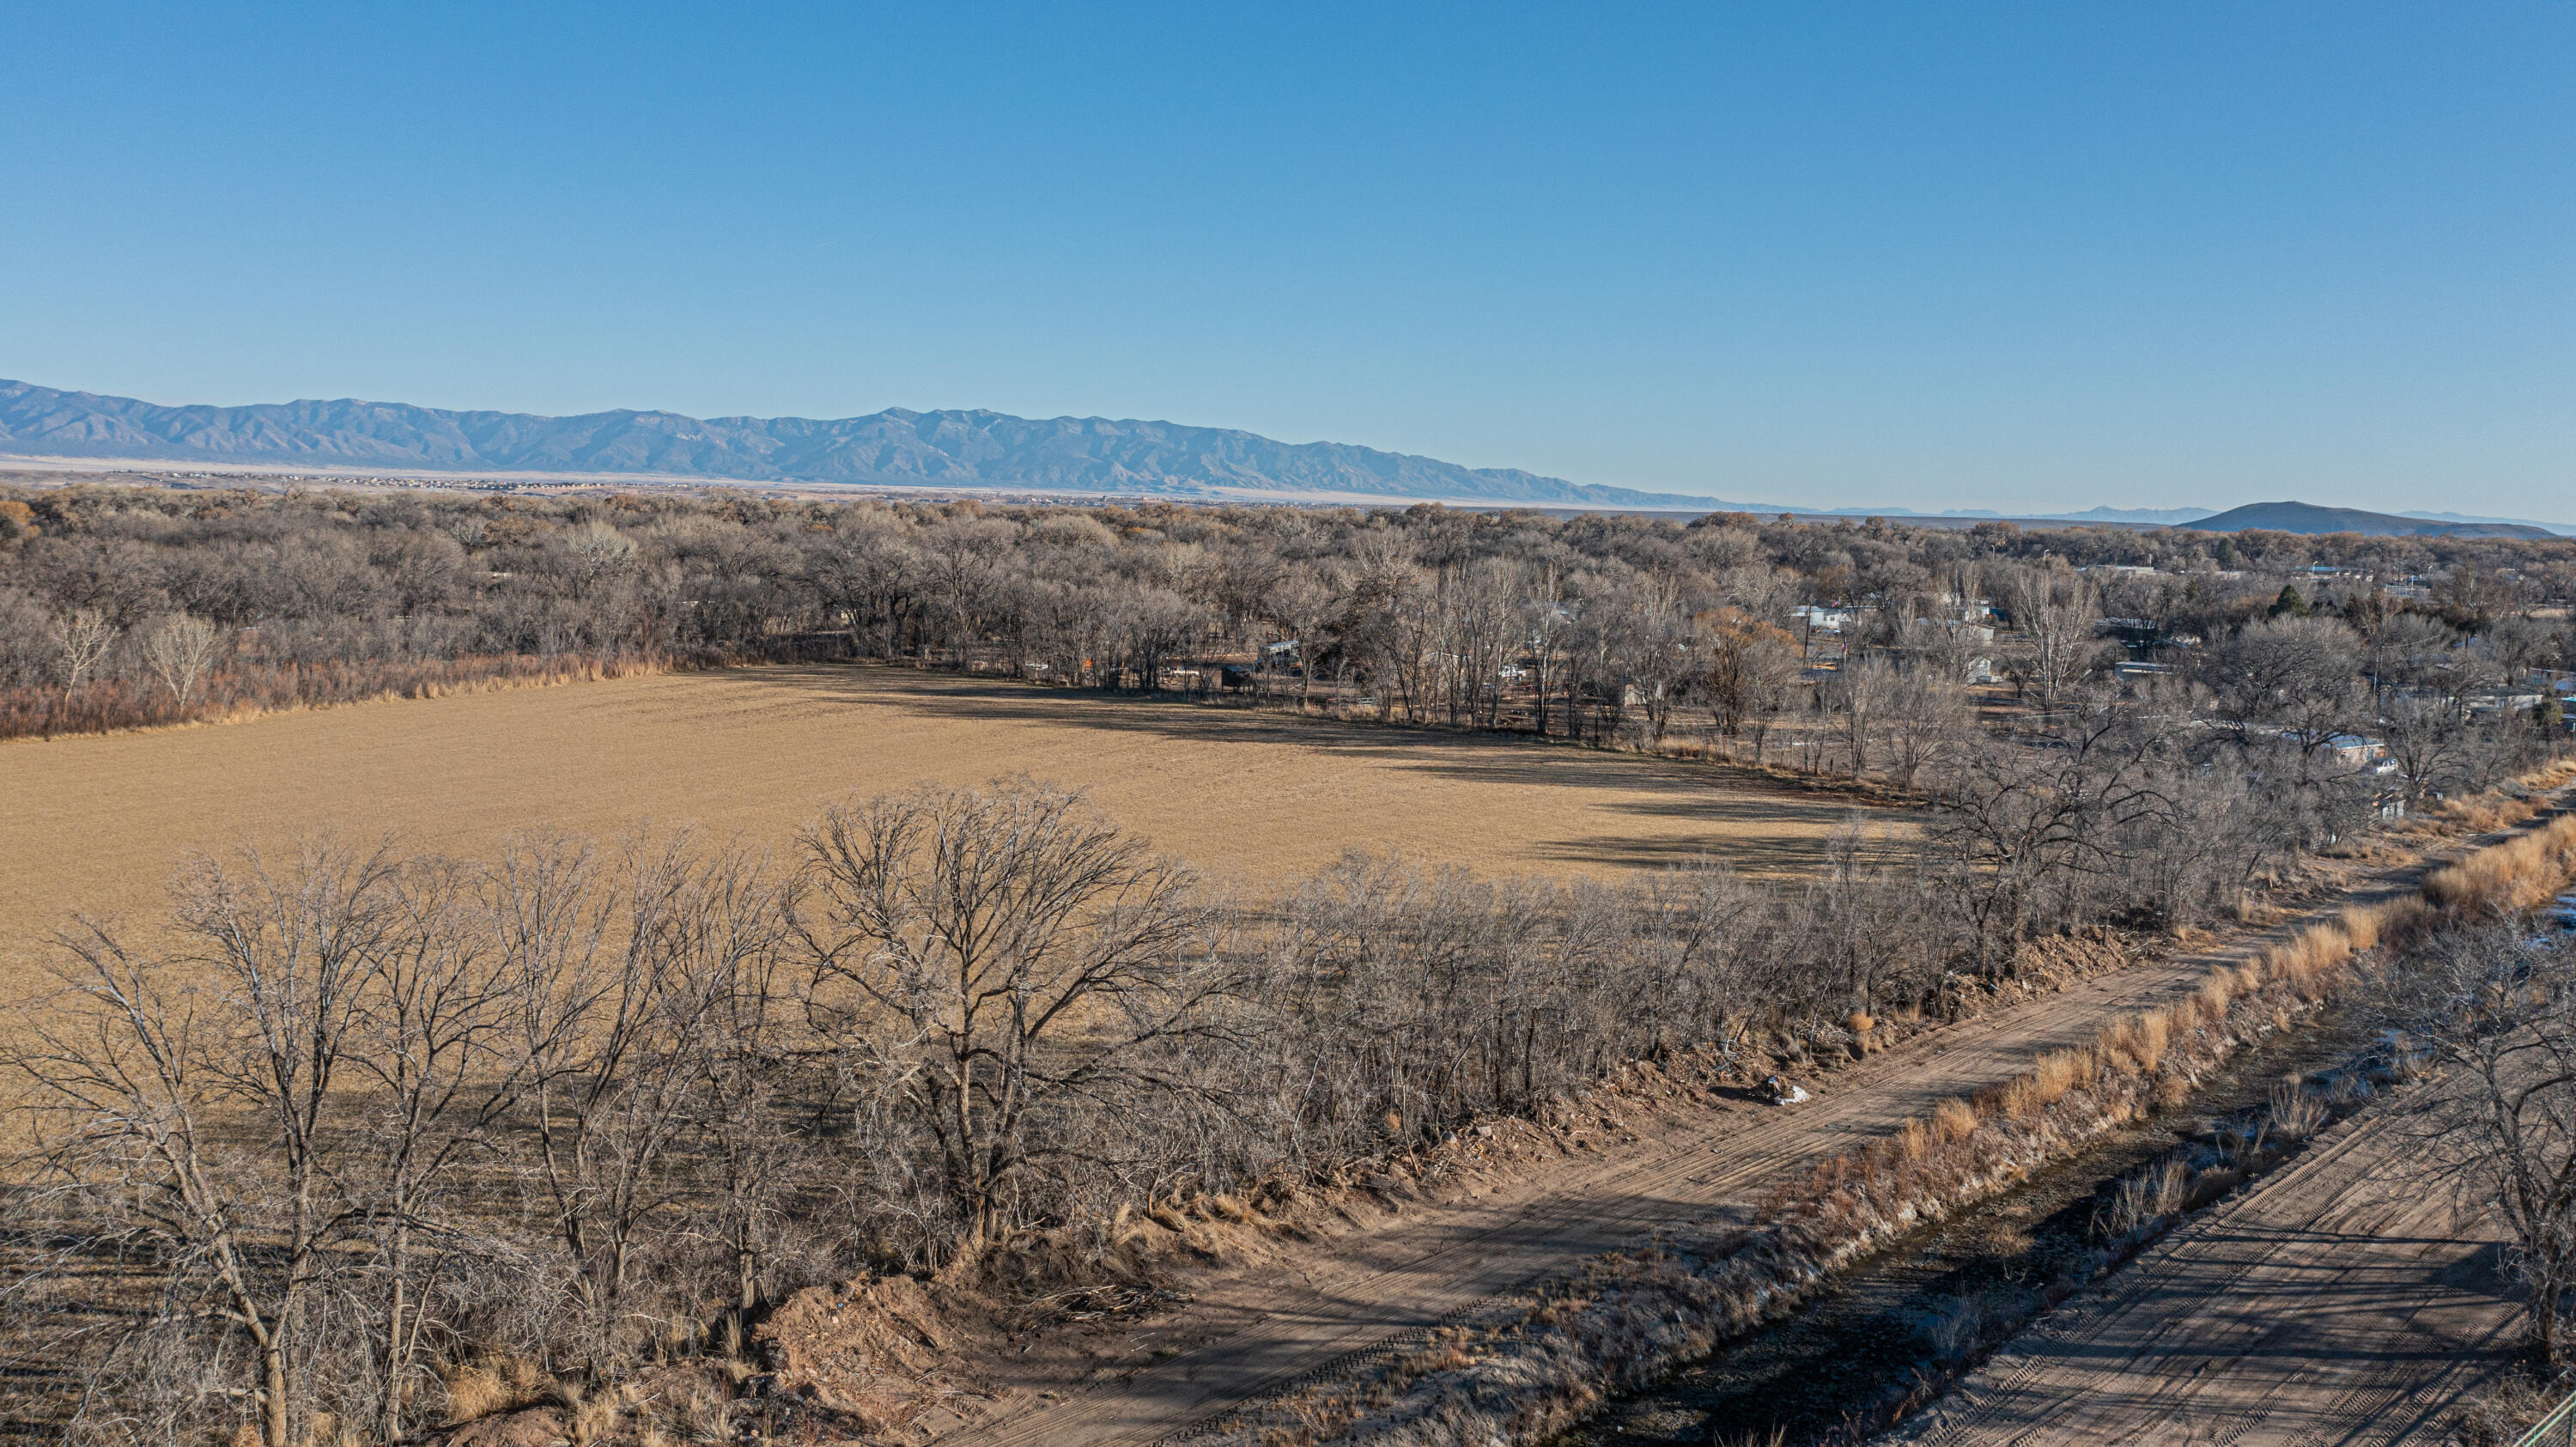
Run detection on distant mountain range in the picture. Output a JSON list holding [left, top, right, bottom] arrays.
[[2178, 501, 2557, 539], [3, 381, 2565, 533], [2397, 509, 2576, 537], [0, 380, 1728, 509], [1847, 504, 2218, 525], [2037, 505, 2215, 524]]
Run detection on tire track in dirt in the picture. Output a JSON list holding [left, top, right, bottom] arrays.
[[926, 829, 2536, 1447], [1887, 1092, 2517, 1447]]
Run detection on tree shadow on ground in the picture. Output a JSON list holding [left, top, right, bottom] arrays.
[[727, 665, 1915, 878]]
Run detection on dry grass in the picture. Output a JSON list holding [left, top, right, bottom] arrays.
[[440, 1353, 556, 1426], [2269, 1080, 2326, 1143], [0, 664, 1893, 1019], [2105, 1158, 2193, 1237], [2406, 758, 2576, 836], [2424, 814, 2576, 917]]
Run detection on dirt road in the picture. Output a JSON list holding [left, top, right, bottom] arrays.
[[1887, 1097, 2512, 1447], [921, 856, 2470, 1447]]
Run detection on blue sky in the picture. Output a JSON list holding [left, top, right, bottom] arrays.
[[3, 3, 2569, 516]]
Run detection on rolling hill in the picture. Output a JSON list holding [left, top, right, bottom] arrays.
[[2178, 501, 2555, 539], [0, 380, 1735, 509]]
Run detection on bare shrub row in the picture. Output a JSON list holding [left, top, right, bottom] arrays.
[[0, 650, 650, 739], [0, 785, 1965, 1446]]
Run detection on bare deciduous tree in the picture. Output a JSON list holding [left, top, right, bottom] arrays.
[[799, 781, 1222, 1254], [507, 833, 787, 1370], [2002, 566, 2105, 722], [1930, 706, 2177, 969], [139, 612, 220, 708], [1823, 657, 1899, 781], [1880, 666, 1971, 792], [349, 857, 530, 1438], [9, 842, 400, 1447], [50, 606, 118, 692], [1704, 607, 1803, 766], [2409, 928, 2576, 1363], [1262, 568, 1341, 711]]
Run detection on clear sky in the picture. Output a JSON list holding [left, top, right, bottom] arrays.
[[3, 3, 2569, 516]]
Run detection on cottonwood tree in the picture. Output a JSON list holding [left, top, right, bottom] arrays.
[[799, 781, 1225, 1254], [140, 612, 221, 708], [2365, 611, 2468, 697], [1117, 585, 1203, 693], [2001, 566, 2105, 722], [1429, 557, 1523, 728], [1261, 568, 1342, 710], [1822, 658, 1899, 781], [335, 856, 532, 1440], [1806, 824, 1950, 1020], [505, 833, 789, 1371], [809, 514, 925, 658], [683, 870, 811, 1349], [1625, 583, 1698, 749], [1519, 563, 1576, 739], [50, 606, 118, 692], [1704, 607, 1804, 765], [1929, 704, 2178, 970], [1338, 533, 1437, 720], [1880, 666, 1971, 793], [8, 842, 404, 1447], [2197, 614, 2368, 769], [2379, 691, 2476, 807]]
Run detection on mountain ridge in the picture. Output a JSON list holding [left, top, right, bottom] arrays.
[[0, 380, 1743, 509], [8, 383, 2561, 532]]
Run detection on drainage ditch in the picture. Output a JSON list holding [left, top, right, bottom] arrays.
[[1549, 1000, 2397, 1447]]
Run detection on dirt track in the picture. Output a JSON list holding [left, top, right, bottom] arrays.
[[918, 854, 2476, 1447], [1887, 1095, 2512, 1447]]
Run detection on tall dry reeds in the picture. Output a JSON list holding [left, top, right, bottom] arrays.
[[2415, 761, 2576, 836], [2425, 815, 2576, 917]]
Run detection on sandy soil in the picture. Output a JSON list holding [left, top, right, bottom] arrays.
[[0, 664, 1882, 1006], [1887, 1096, 2512, 1447], [906, 845, 2492, 1447]]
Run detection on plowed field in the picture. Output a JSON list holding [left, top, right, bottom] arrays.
[[0, 665, 1885, 1001]]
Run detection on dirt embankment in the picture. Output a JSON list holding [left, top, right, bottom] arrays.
[[1886, 1091, 2513, 1447], [1562, 993, 2406, 1445], [853, 808, 2566, 1447], [1874, 815, 2576, 1447]]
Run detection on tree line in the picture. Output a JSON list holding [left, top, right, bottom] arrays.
[[3, 488, 2570, 787]]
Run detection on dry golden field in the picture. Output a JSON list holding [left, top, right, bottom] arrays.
[[0, 665, 1890, 1005]]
